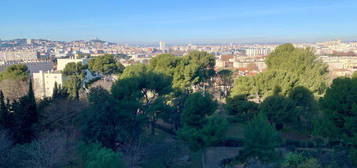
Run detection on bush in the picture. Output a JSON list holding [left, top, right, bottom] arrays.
[[282, 152, 321, 168]]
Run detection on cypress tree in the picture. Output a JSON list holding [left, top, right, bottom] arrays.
[[0, 90, 8, 127], [10, 79, 38, 144]]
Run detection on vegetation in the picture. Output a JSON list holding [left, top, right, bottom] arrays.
[[1, 47, 357, 167], [231, 44, 329, 100], [88, 55, 124, 75]]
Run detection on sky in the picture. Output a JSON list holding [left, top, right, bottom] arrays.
[[1, 0, 357, 44]]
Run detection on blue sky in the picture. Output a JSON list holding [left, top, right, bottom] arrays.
[[1, 0, 357, 43]]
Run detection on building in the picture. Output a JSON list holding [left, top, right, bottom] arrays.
[[56, 58, 89, 71], [0, 50, 38, 61], [244, 48, 272, 57], [33, 70, 64, 98], [159, 41, 166, 51]]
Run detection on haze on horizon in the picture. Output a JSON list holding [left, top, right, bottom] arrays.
[[1, 0, 357, 43]]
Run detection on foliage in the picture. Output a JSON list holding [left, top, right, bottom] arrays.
[[319, 77, 357, 145], [226, 94, 259, 121], [79, 143, 125, 168], [282, 152, 321, 168], [259, 93, 295, 130], [6, 80, 38, 144], [178, 92, 226, 151], [179, 117, 227, 151], [241, 114, 281, 162], [80, 87, 144, 150], [231, 44, 328, 99], [173, 51, 215, 91], [216, 69, 234, 98], [0, 64, 29, 81], [181, 92, 217, 128], [62, 62, 86, 99], [288, 86, 319, 133], [88, 55, 124, 75], [148, 54, 180, 77], [62, 62, 86, 76]]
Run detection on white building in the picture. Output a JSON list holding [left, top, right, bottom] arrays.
[[57, 58, 89, 71], [33, 70, 64, 98], [159, 41, 166, 51]]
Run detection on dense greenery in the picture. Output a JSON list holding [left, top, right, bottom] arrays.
[[62, 62, 86, 99], [240, 114, 281, 162], [1, 47, 357, 167], [88, 55, 125, 75], [231, 44, 329, 99], [178, 92, 227, 151], [0, 64, 29, 81]]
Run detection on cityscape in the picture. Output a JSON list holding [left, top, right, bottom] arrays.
[[1, 0, 357, 168]]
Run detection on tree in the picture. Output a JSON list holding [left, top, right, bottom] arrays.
[[226, 94, 259, 121], [178, 92, 226, 151], [112, 64, 172, 135], [181, 92, 217, 128], [0, 64, 29, 81], [288, 86, 318, 133], [282, 152, 321, 168], [231, 44, 328, 100], [52, 82, 68, 99], [241, 114, 281, 162], [352, 71, 357, 79], [0, 64, 29, 100], [88, 55, 124, 75], [173, 51, 216, 92], [0, 91, 8, 127], [79, 143, 125, 168], [179, 117, 227, 151], [148, 54, 179, 77], [80, 87, 144, 150], [62, 62, 85, 76], [8, 80, 38, 144], [259, 93, 295, 130], [216, 69, 234, 99], [62, 62, 86, 99], [4, 131, 77, 168]]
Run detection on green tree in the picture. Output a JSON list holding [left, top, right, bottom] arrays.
[[226, 94, 259, 121], [259, 93, 295, 130], [231, 44, 328, 100], [178, 92, 226, 151], [179, 117, 227, 151], [181, 92, 217, 128], [282, 152, 321, 168], [288, 86, 319, 133], [62, 62, 85, 99], [80, 87, 144, 150], [88, 55, 124, 75], [62, 62, 85, 76], [112, 64, 172, 135], [0, 90, 9, 127], [173, 51, 215, 92], [79, 143, 125, 168], [0, 64, 29, 81], [148, 54, 179, 77], [216, 69, 234, 98], [352, 71, 357, 79], [8, 80, 38, 144], [320, 77, 357, 166], [52, 82, 68, 99], [241, 114, 281, 162]]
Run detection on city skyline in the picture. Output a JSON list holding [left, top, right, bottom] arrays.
[[1, 0, 357, 43]]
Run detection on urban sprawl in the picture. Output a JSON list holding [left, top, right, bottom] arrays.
[[1, 38, 356, 99]]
